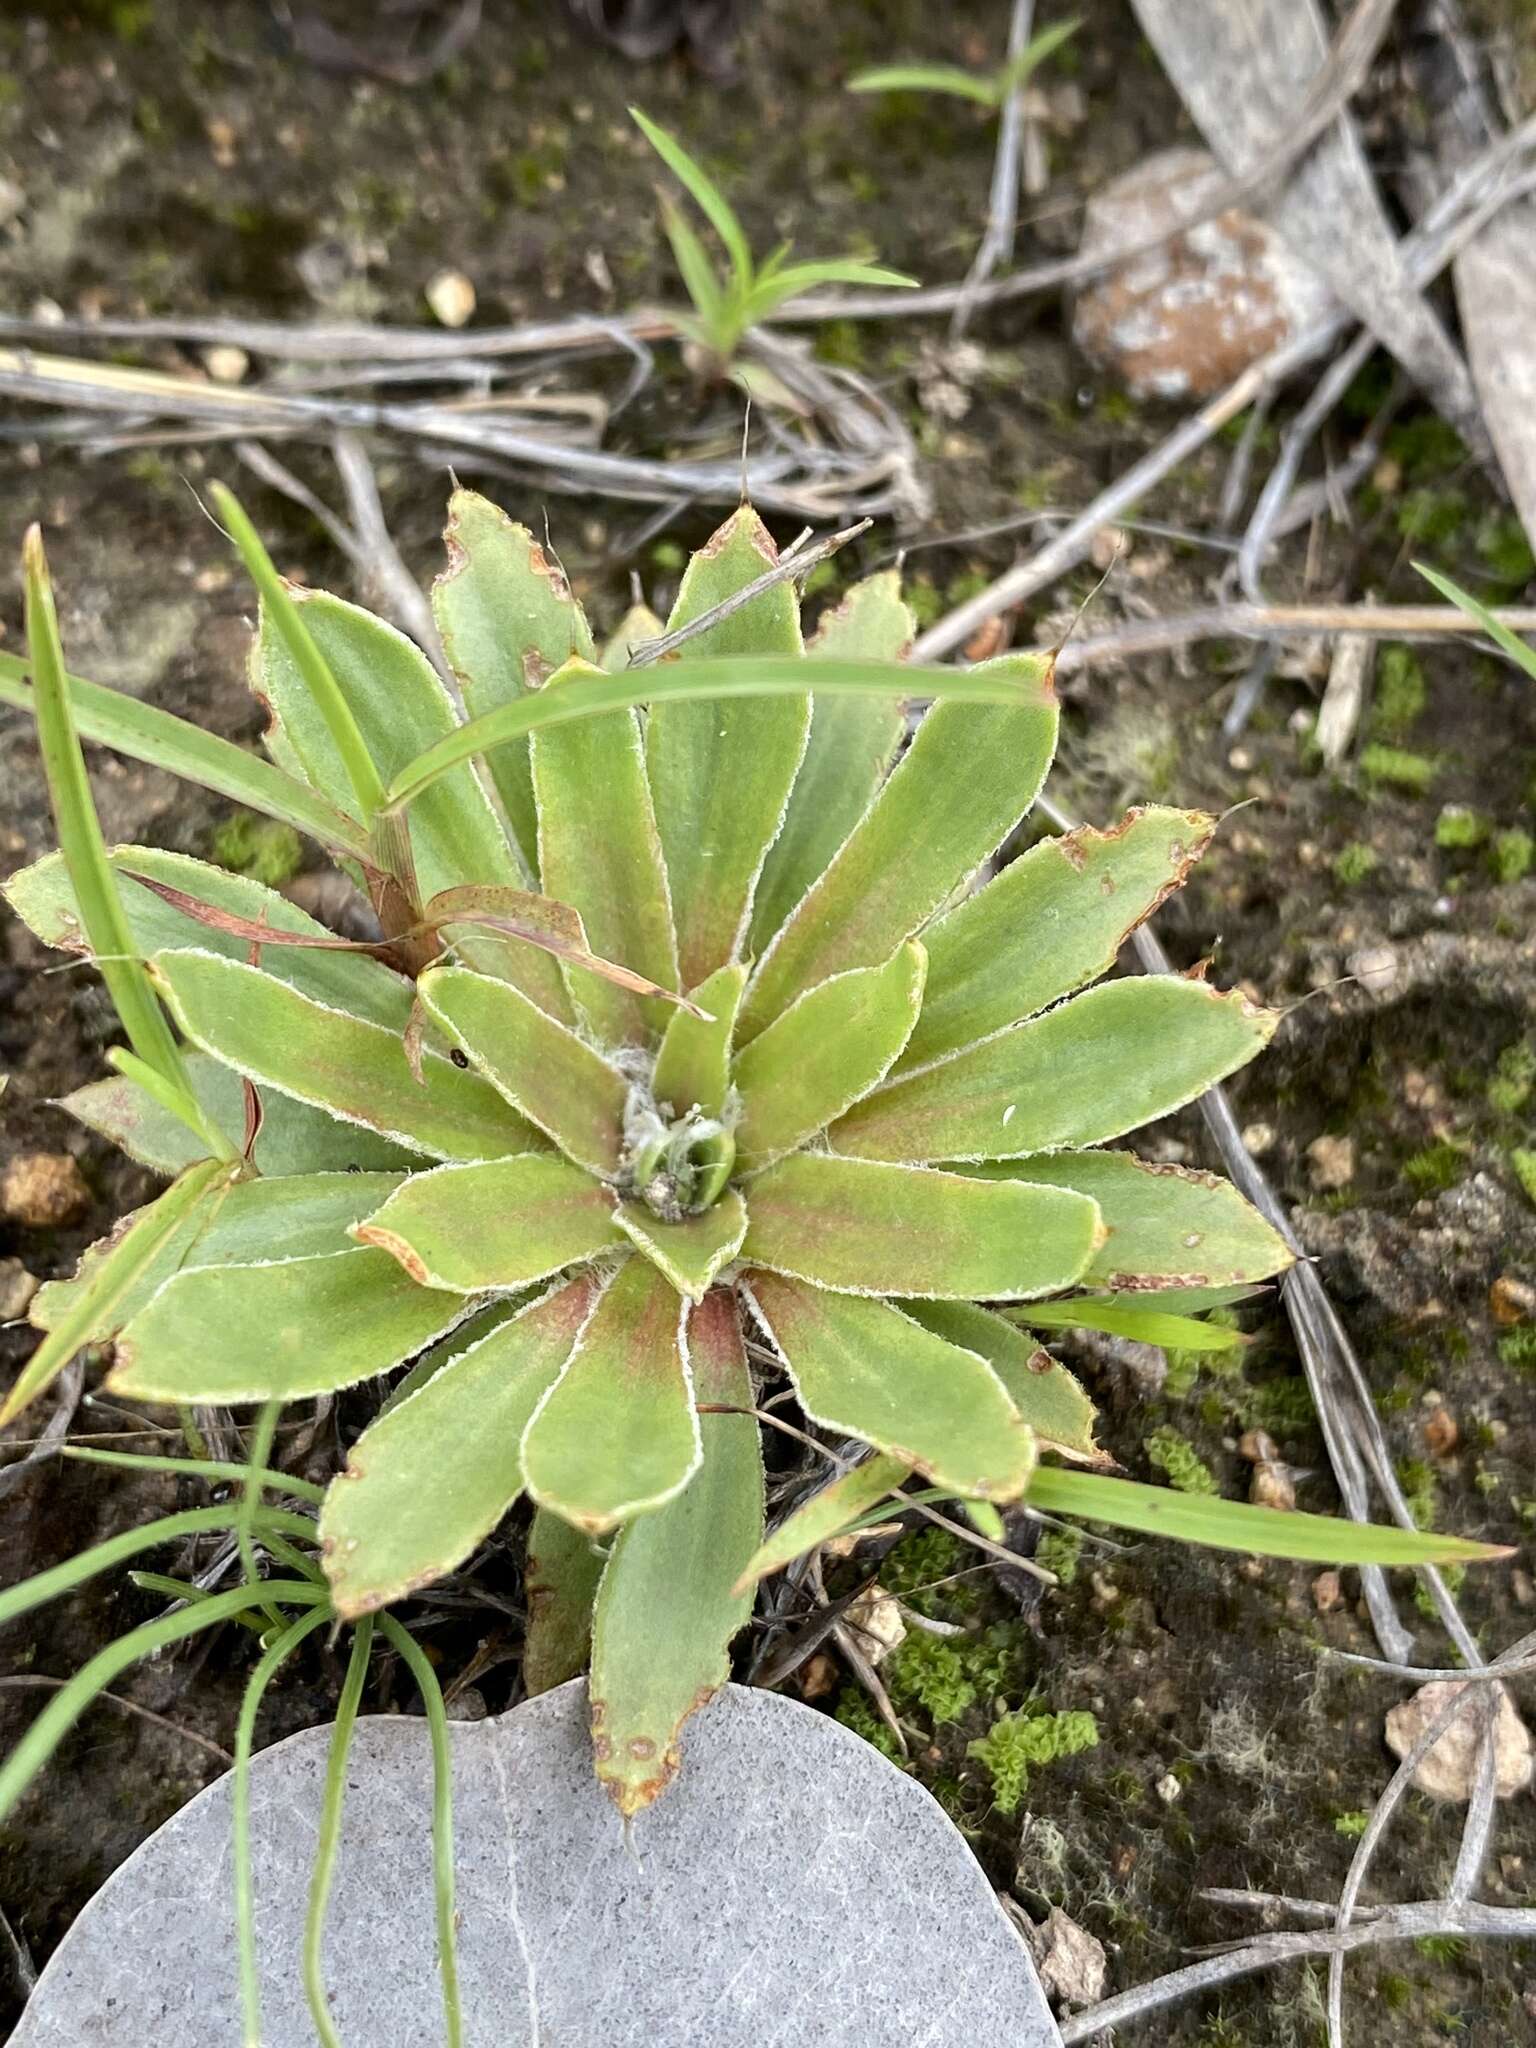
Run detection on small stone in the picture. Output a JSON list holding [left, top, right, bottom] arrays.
[[205, 116, 237, 167], [1089, 1570, 1120, 1612], [201, 344, 249, 385], [1348, 944, 1399, 995], [1490, 1275, 1536, 1325], [0, 1257, 40, 1321], [1249, 1462, 1296, 1511], [842, 1583, 906, 1667], [1312, 1569, 1343, 1613], [795, 1653, 839, 1702], [1306, 1134, 1356, 1192], [425, 268, 477, 329], [1, 1152, 90, 1228], [1088, 525, 1126, 571], [1154, 1771, 1182, 1805], [1384, 1680, 1534, 1802], [1423, 1406, 1459, 1459], [1022, 1905, 1108, 2012], [1071, 147, 1336, 400], [1241, 1121, 1276, 1157]]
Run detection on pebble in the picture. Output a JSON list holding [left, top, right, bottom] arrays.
[[426, 268, 477, 329], [0, 1257, 40, 1321], [1022, 1906, 1107, 2011], [1348, 944, 1399, 995], [201, 344, 250, 385], [1, 1151, 90, 1228], [1154, 1771, 1182, 1805], [1071, 147, 1337, 401], [1422, 1406, 1459, 1459], [1306, 1134, 1356, 1191], [1384, 1680, 1533, 1802], [1490, 1274, 1536, 1325], [1240, 1121, 1276, 1157], [842, 1583, 906, 1667], [1312, 1569, 1344, 1613]]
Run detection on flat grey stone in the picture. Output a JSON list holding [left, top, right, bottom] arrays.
[[14, 1680, 1061, 2046]]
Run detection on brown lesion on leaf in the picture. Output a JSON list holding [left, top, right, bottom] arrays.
[[521, 647, 557, 691], [350, 1221, 430, 1286], [702, 505, 778, 565]]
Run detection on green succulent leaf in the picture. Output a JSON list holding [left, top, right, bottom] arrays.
[[32, 1170, 406, 1343], [833, 978, 1279, 1163], [615, 1189, 748, 1301], [741, 1155, 1101, 1300], [109, 1247, 467, 1404], [652, 962, 745, 1120], [982, 1148, 1293, 1290], [355, 1156, 624, 1293], [254, 582, 524, 912], [432, 487, 596, 879], [418, 963, 629, 1178], [901, 1301, 1104, 1465], [523, 1507, 606, 1696], [739, 657, 1059, 1038], [0, 1158, 235, 1425], [60, 1055, 423, 1179], [743, 1274, 1036, 1499], [732, 1452, 913, 1592], [599, 602, 665, 673], [733, 943, 926, 1173], [522, 1258, 698, 1534], [645, 507, 808, 988], [150, 949, 541, 1163], [896, 807, 1217, 1074], [531, 658, 680, 1044], [1028, 1466, 1509, 1567], [1014, 1296, 1247, 1353], [750, 572, 912, 952], [321, 1274, 600, 1618], [0, 652, 369, 857], [588, 1290, 763, 1815], [6, 847, 415, 1031]]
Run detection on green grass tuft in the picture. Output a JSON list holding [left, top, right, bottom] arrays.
[[1371, 646, 1428, 740], [1332, 841, 1379, 886], [1509, 1149, 1536, 1209], [1491, 828, 1534, 884], [1361, 744, 1438, 795], [1403, 1142, 1467, 1196], [1434, 804, 1488, 851]]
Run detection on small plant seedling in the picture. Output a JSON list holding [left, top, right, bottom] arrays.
[[1, 493, 1504, 1894], [631, 108, 916, 369], [848, 18, 1080, 113]]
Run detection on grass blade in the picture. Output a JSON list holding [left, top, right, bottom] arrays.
[[22, 528, 226, 1155], [0, 656, 370, 856], [1028, 1465, 1512, 1565], [846, 64, 1002, 104], [303, 1613, 375, 2048], [385, 655, 1038, 812], [63, 1444, 325, 1502], [211, 485, 386, 823], [377, 1615, 463, 2048], [0, 1505, 318, 1631], [234, 1605, 333, 2048], [630, 108, 754, 295], [0, 1578, 326, 1825], [1414, 561, 1536, 682]]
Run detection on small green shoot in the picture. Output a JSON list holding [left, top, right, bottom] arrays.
[[631, 108, 916, 366], [849, 19, 1080, 109]]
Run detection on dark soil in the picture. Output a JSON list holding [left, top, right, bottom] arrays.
[[2, 2, 1535, 2042]]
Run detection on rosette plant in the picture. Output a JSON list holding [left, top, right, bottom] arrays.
[[1, 493, 1494, 1824]]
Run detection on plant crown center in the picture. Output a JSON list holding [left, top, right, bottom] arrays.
[[620, 1071, 738, 1223]]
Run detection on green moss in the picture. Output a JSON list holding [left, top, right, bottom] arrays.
[[1434, 804, 1489, 851], [209, 813, 304, 888], [1488, 1041, 1536, 1115], [1361, 744, 1438, 795], [1035, 1524, 1083, 1587], [1371, 646, 1428, 740], [1396, 486, 1469, 550], [877, 1526, 974, 1616], [904, 576, 944, 630], [1509, 1149, 1536, 1209], [1414, 1935, 1469, 1965], [1384, 415, 1466, 482], [1398, 1457, 1439, 1533], [966, 1707, 1099, 1815], [813, 319, 867, 369], [1490, 828, 1534, 883], [1332, 841, 1379, 886], [1379, 1973, 1414, 2013], [1403, 1142, 1467, 1195], [1333, 1809, 1370, 1838], [1144, 1426, 1216, 1496], [1475, 510, 1536, 587], [649, 540, 687, 573]]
